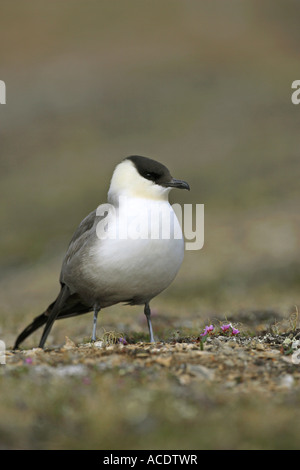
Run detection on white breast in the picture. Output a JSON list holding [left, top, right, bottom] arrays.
[[84, 197, 184, 305]]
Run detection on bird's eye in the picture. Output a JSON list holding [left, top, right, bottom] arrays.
[[145, 172, 158, 180]]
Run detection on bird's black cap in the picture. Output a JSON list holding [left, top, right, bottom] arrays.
[[125, 155, 190, 190]]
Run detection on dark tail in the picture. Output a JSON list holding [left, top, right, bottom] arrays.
[[14, 285, 91, 349], [13, 312, 48, 349]]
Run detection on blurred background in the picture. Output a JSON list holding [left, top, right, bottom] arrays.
[[1, 0, 300, 452], [1, 0, 300, 349]]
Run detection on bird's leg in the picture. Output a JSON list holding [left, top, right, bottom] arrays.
[[144, 302, 155, 343], [92, 306, 100, 342]]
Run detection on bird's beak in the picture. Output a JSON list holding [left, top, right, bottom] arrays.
[[163, 178, 190, 191]]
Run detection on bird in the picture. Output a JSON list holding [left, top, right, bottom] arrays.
[[14, 155, 190, 349]]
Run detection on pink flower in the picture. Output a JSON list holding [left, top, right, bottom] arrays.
[[231, 327, 240, 335], [220, 324, 240, 335], [200, 325, 214, 336], [118, 337, 128, 345], [221, 324, 231, 332], [25, 357, 33, 364]]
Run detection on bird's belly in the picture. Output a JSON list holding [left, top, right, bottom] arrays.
[[65, 199, 185, 306], [81, 235, 184, 305]]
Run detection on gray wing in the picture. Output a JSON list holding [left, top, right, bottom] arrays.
[[67, 209, 97, 247], [59, 203, 110, 285], [59, 209, 97, 283]]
